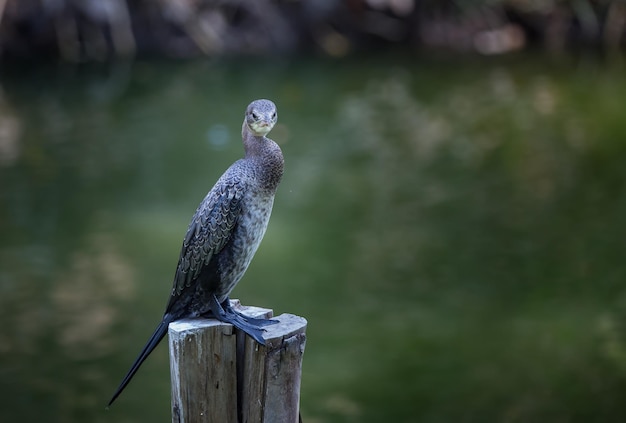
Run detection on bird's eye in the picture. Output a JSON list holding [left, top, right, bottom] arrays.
[[272, 112, 277, 120], [251, 112, 259, 120]]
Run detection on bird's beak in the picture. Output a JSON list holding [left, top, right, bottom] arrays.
[[250, 120, 274, 135]]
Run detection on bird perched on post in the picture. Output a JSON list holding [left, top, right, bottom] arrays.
[[108, 99, 284, 407]]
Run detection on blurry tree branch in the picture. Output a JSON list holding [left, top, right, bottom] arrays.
[[0, 0, 625, 60]]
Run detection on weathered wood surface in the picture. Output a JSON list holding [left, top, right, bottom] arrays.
[[169, 319, 238, 423], [239, 312, 307, 423], [168, 301, 307, 423]]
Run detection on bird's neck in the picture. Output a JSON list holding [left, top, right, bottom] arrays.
[[241, 123, 284, 191], [241, 121, 278, 158]]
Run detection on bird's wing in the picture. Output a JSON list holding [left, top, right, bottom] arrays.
[[172, 179, 245, 296]]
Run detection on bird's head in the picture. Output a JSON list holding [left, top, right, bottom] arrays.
[[244, 99, 277, 137]]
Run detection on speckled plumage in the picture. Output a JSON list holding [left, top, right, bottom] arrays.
[[108, 99, 283, 406]]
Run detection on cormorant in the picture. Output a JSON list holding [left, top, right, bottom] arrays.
[[108, 99, 284, 406]]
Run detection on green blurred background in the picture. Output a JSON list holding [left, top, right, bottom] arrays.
[[1, 1, 626, 422]]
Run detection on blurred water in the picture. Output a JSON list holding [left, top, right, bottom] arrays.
[[1, 55, 626, 422]]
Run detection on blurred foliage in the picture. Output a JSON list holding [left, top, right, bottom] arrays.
[[312, 63, 626, 422], [1, 55, 626, 423], [1, 0, 626, 60]]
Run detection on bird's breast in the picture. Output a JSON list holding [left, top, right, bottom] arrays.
[[215, 190, 275, 301]]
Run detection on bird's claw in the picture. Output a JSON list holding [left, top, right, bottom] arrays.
[[208, 296, 276, 345], [234, 311, 278, 327]]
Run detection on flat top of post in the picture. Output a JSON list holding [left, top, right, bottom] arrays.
[[168, 304, 307, 348]]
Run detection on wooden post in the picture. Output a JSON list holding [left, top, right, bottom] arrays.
[[168, 300, 307, 423]]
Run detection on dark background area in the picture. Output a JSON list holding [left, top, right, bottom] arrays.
[[1, 0, 626, 60]]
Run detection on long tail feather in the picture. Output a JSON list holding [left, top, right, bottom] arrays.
[[107, 318, 171, 406]]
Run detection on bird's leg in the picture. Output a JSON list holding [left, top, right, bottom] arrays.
[[208, 294, 267, 345], [222, 298, 278, 327]]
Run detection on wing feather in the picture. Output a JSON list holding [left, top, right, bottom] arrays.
[[172, 180, 245, 296]]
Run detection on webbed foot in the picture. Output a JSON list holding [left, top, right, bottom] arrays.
[[222, 301, 279, 327], [207, 295, 271, 345]]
